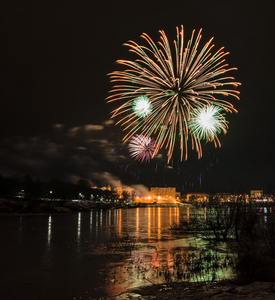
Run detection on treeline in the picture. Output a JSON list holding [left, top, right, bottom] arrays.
[[0, 174, 114, 201]]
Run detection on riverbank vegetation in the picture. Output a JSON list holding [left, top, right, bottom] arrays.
[[172, 198, 275, 284]]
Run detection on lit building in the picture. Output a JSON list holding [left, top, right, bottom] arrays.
[[186, 193, 209, 202], [214, 193, 249, 202], [150, 187, 176, 203], [250, 190, 263, 199], [176, 192, 181, 201], [134, 187, 177, 204]]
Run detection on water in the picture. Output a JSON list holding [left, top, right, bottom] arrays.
[[0, 206, 228, 300]]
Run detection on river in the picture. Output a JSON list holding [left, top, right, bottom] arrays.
[[0, 206, 231, 300]]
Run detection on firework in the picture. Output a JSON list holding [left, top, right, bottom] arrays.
[[189, 105, 228, 152], [107, 26, 240, 162], [132, 96, 152, 118], [129, 135, 156, 163]]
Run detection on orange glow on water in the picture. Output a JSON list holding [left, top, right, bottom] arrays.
[[118, 209, 122, 236], [148, 207, 151, 239], [174, 207, 180, 226], [158, 207, 161, 239], [136, 207, 139, 232]]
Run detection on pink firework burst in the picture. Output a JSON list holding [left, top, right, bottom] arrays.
[[129, 135, 156, 163]]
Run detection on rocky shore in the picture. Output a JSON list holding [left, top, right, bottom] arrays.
[[96, 281, 275, 299]]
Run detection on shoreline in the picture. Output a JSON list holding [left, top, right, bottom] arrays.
[[0, 198, 188, 215], [96, 280, 275, 299], [1, 198, 273, 215]]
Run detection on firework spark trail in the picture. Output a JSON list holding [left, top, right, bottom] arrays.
[[128, 135, 156, 163], [107, 26, 240, 162]]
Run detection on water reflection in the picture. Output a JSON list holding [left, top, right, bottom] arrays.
[[96, 210, 99, 238], [4, 206, 225, 299], [103, 238, 233, 297], [148, 207, 151, 240], [153, 207, 155, 228], [264, 207, 268, 224], [118, 209, 122, 236], [100, 209, 103, 227], [4, 205, 274, 300], [77, 212, 81, 240], [47, 215, 52, 245], [175, 207, 179, 225], [18, 216, 23, 243], [109, 209, 112, 226], [105, 210, 108, 226], [90, 210, 93, 231], [136, 207, 139, 232], [157, 207, 161, 239]]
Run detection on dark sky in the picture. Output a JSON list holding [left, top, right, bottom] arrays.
[[0, 0, 274, 193]]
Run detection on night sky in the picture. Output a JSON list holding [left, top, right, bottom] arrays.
[[1, 0, 274, 194]]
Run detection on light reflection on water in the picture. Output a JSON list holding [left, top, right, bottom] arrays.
[[90, 210, 92, 231], [136, 207, 139, 233], [0, 206, 227, 299], [158, 207, 161, 239], [77, 211, 81, 249], [148, 207, 151, 239], [47, 215, 52, 245]]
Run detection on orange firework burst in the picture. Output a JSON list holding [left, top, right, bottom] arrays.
[[107, 26, 240, 162]]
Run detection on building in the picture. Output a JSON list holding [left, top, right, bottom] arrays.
[[250, 190, 264, 200], [134, 187, 178, 204], [150, 187, 176, 203], [185, 193, 209, 202], [214, 193, 249, 202]]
